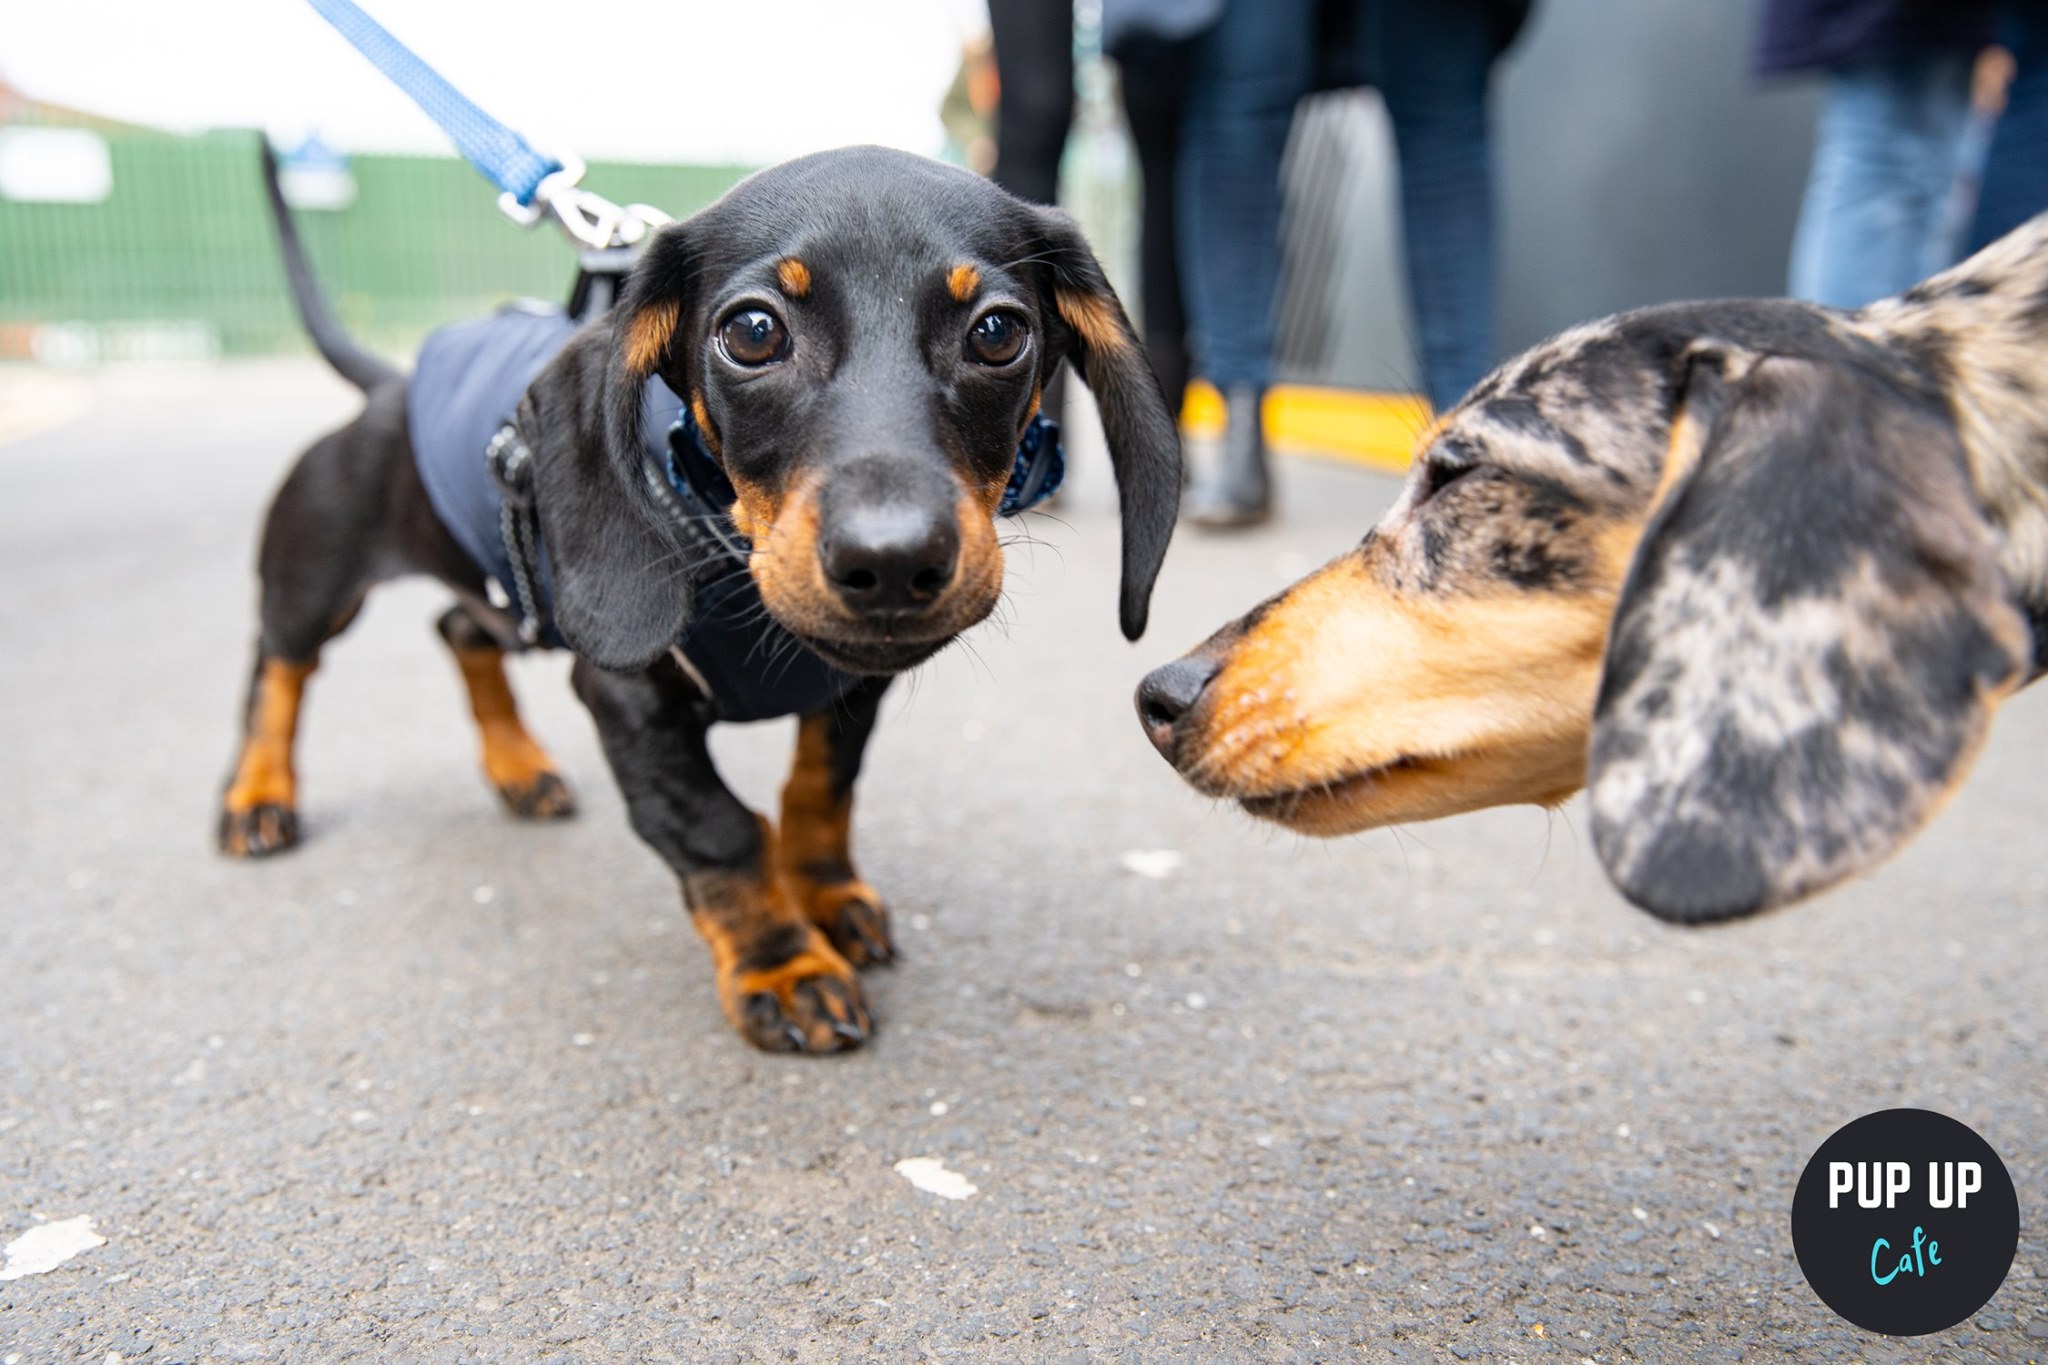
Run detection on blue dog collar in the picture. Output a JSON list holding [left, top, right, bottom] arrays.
[[665, 409, 1063, 522], [1002, 414, 1064, 515], [666, 408, 739, 516]]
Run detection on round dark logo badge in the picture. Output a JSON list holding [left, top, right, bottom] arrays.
[[1791, 1108, 2019, 1336]]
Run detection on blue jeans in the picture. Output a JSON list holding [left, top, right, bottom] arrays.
[[1968, 6, 2048, 254], [1176, 0, 1315, 395], [1370, 0, 1499, 411], [1176, 0, 1499, 410], [1789, 51, 1974, 308]]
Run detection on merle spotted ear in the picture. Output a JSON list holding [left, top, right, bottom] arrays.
[[529, 222, 701, 671], [1587, 342, 2031, 923], [1028, 206, 1181, 640]]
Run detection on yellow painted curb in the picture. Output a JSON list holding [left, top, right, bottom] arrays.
[[1182, 380, 1427, 475]]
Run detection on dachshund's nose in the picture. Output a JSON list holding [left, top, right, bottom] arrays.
[[820, 504, 959, 615], [1136, 654, 1221, 759]]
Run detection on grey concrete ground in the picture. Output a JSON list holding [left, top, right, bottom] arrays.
[[2, 361, 2045, 1363]]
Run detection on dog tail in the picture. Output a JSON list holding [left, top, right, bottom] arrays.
[[260, 140, 402, 393]]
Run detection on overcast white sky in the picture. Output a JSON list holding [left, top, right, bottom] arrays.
[[2, 0, 990, 165]]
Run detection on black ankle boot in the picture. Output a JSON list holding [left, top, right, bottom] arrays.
[[1185, 385, 1271, 528]]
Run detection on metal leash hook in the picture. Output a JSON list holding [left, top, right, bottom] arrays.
[[498, 153, 673, 251]]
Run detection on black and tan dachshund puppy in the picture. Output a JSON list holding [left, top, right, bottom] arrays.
[[221, 147, 1180, 1052], [1140, 217, 2048, 924]]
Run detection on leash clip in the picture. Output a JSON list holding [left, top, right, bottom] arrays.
[[499, 153, 672, 250]]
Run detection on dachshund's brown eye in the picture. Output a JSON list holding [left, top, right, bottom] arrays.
[[966, 310, 1026, 366], [719, 309, 789, 366]]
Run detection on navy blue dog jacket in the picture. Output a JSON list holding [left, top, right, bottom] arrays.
[[406, 305, 860, 722]]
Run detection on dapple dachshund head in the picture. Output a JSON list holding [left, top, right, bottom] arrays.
[[1139, 220, 2048, 923], [526, 146, 1181, 676]]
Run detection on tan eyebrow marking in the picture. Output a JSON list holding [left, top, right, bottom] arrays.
[[778, 258, 811, 297], [948, 264, 981, 302]]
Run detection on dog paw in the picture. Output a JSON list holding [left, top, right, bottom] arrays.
[[495, 769, 577, 820], [724, 939, 873, 1054], [218, 802, 301, 858], [808, 883, 896, 967]]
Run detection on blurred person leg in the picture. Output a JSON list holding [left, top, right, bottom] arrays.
[[989, 0, 1076, 204], [1968, 6, 2048, 252], [1177, 0, 1317, 527], [989, 0, 1076, 429], [1789, 50, 1975, 308], [1371, 0, 1503, 414], [1119, 38, 1193, 418], [1932, 46, 2012, 265]]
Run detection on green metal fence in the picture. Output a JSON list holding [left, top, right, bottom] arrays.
[[0, 128, 749, 360]]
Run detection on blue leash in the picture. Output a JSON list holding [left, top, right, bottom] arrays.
[[304, 0, 559, 206]]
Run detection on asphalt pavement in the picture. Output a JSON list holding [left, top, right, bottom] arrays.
[[2, 361, 2045, 1362]]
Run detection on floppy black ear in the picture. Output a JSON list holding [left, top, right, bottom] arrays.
[[529, 224, 700, 671], [1587, 343, 2030, 923], [1030, 206, 1182, 640]]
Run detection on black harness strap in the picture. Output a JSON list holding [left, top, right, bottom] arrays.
[[485, 422, 548, 646], [481, 403, 757, 656]]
